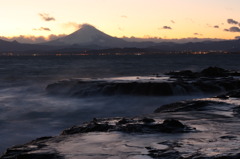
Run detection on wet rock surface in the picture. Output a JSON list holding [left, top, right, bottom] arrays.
[[1, 137, 63, 159], [2, 67, 240, 159], [166, 66, 240, 78], [46, 67, 240, 97], [2, 95, 240, 159], [61, 118, 194, 135], [154, 100, 226, 113]]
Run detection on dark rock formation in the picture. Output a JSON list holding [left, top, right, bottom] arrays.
[[46, 80, 175, 96], [166, 66, 240, 78], [146, 141, 240, 159], [61, 118, 194, 135], [201, 67, 228, 77], [1, 137, 63, 159], [2, 95, 240, 159], [154, 100, 225, 113], [46, 67, 240, 97], [214, 89, 240, 99], [3, 67, 240, 159]]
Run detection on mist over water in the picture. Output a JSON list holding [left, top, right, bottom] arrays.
[[1, 54, 240, 153]]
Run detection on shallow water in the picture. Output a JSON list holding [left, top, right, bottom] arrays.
[[1, 54, 240, 153]]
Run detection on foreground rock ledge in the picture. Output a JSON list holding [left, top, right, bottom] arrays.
[[2, 68, 240, 159], [1, 118, 195, 159], [2, 92, 240, 159]]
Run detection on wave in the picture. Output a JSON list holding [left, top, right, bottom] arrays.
[[46, 76, 240, 97]]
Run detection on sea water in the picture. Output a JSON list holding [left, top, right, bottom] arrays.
[[1, 54, 240, 153]]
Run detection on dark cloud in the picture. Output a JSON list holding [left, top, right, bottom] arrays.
[[39, 13, 56, 21], [227, 19, 238, 25], [122, 36, 224, 43], [194, 33, 203, 36], [162, 26, 172, 30], [235, 36, 240, 39], [33, 27, 51, 31], [225, 27, 240, 32], [214, 25, 219, 28], [0, 34, 66, 44]]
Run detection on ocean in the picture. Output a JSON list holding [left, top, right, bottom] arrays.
[[1, 54, 240, 153]]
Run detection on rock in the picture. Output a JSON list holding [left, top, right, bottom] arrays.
[[61, 117, 194, 135], [0, 136, 63, 159], [145, 142, 240, 159], [166, 70, 198, 78], [140, 117, 155, 123], [214, 89, 240, 99], [46, 67, 240, 98], [161, 119, 185, 132], [3, 153, 63, 159], [233, 106, 240, 117], [61, 121, 114, 135], [214, 94, 229, 100], [201, 67, 228, 77], [226, 90, 240, 98], [154, 100, 224, 113], [220, 135, 237, 140], [117, 118, 133, 125], [146, 146, 181, 159]]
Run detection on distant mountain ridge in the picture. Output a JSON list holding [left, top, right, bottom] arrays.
[[0, 24, 240, 54], [46, 24, 129, 48]]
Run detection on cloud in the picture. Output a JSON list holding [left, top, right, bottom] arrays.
[[62, 23, 96, 31], [235, 36, 240, 39], [227, 19, 238, 25], [214, 25, 219, 28], [121, 15, 128, 18], [62, 22, 82, 30], [194, 33, 203, 36], [79, 23, 96, 29], [122, 36, 224, 43], [171, 20, 175, 24], [162, 26, 172, 30], [0, 34, 66, 44], [225, 26, 240, 32], [118, 27, 124, 31], [33, 27, 51, 31], [48, 34, 66, 40], [39, 13, 56, 21]]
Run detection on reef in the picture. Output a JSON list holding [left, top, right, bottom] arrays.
[[2, 67, 240, 159], [46, 67, 240, 97]]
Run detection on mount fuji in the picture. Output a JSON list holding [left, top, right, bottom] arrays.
[[46, 24, 129, 48]]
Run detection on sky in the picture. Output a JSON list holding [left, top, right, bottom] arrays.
[[1, 0, 240, 43]]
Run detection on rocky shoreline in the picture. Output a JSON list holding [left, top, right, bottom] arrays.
[[2, 67, 240, 159], [46, 67, 240, 97]]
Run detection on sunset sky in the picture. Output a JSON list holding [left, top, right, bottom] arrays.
[[1, 0, 240, 42]]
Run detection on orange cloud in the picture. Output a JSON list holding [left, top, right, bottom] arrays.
[[0, 34, 66, 44], [121, 15, 128, 18], [62, 22, 81, 29], [33, 27, 51, 31]]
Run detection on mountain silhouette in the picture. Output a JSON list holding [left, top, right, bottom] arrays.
[[46, 24, 129, 48], [0, 24, 240, 54]]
